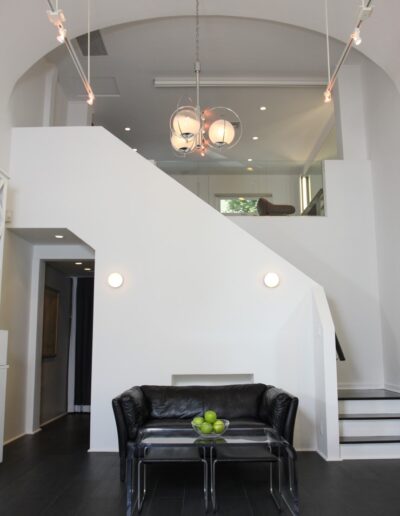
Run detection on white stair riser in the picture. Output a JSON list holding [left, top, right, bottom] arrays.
[[340, 419, 400, 437], [340, 443, 400, 460], [339, 399, 400, 414]]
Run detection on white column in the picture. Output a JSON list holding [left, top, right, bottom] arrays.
[[334, 65, 369, 160]]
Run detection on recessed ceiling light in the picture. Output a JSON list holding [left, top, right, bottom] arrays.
[[124, 127, 131, 132], [133, 148, 138, 152], [247, 158, 253, 162], [252, 136, 259, 140], [54, 234, 64, 239], [260, 106, 267, 111], [247, 167, 254, 172], [84, 267, 92, 271], [75, 262, 83, 265]]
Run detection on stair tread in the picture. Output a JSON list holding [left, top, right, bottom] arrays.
[[339, 413, 400, 420], [340, 435, 400, 444], [338, 389, 400, 400]]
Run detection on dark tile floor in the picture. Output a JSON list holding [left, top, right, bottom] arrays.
[[1, 415, 400, 515]]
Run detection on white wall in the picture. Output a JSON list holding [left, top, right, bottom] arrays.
[[362, 59, 400, 392], [9, 59, 53, 128], [40, 265, 72, 425], [171, 173, 301, 213], [7, 126, 339, 457], [235, 159, 384, 389], [0, 231, 34, 442]]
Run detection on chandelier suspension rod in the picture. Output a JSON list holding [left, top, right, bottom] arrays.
[[326, 0, 373, 95], [195, 0, 201, 110]]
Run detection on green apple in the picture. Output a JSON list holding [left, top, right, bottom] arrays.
[[192, 416, 204, 427], [213, 420, 225, 434], [200, 422, 213, 434], [204, 410, 217, 424]]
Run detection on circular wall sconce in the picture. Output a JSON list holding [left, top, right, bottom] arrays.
[[264, 272, 280, 288], [108, 272, 124, 288]]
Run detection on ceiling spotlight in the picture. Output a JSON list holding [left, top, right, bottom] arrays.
[[247, 158, 253, 162], [124, 127, 131, 132], [133, 148, 138, 152], [247, 167, 254, 172], [252, 136, 259, 141], [75, 262, 83, 265], [84, 267, 92, 271], [352, 27, 362, 46], [324, 90, 332, 103], [54, 234, 64, 239], [260, 106, 267, 111]]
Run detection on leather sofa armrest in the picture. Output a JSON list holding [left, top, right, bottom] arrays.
[[112, 386, 149, 482], [259, 386, 299, 445], [119, 386, 149, 441]]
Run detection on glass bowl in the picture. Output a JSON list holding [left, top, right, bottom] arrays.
[[191, 419, 230, 438]]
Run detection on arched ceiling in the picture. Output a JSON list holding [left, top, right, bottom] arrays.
[[1, 0, 399, 97]]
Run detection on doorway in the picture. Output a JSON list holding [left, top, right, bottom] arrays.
[[40, 260, 94, 427]]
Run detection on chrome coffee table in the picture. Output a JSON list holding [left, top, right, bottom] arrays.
[[126, 428, 299, 515]]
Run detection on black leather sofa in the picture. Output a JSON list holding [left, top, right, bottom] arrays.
[[112, 383, 298, 481]]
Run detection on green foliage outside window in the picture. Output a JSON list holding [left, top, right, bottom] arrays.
[[220, 198, 258, 215]]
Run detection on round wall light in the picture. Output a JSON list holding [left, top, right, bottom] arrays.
[[263, 272, 280, 288], [108, 272, 124, 288]]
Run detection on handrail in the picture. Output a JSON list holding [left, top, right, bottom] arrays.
[[302, 188, 324, 216], [335, 334, 346, 361]]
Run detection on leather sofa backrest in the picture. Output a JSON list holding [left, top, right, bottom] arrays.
[[141, 384, 266, 419]]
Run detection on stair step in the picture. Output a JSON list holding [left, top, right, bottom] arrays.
[[339, 413, 400, 420], [340, 442, 400, 460], [340, 435, 400, 444], [339, 399, 400, 415], [338, 389, 400, 400]]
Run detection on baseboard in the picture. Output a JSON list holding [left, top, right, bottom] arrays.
[[338, 383, 385, 390], [4, 432, 26, 445], [69, 405, 90, 413], [40, 412, 67, 427], [315, 449, 342, 462], [384, 383, 400, 393], [88, 448, 118, 453]]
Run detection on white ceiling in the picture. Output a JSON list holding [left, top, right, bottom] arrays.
[[10, 228, 90, 246], [46, 16, 349, 171]]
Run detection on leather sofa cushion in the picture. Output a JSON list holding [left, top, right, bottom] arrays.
[[141, 384, 266, 420]]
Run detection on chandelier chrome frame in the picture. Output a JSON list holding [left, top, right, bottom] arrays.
[[170, 0, 242, 156]]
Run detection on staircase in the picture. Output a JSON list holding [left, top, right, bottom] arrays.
[[339, 389, 400, 459]]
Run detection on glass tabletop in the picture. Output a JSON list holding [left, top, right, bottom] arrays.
[[138, 429, 286, 447]]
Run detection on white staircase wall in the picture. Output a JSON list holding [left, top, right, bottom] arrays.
[[6, 126, 339, 457]]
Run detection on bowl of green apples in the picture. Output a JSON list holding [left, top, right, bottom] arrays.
[[191, 410, 229, 438]]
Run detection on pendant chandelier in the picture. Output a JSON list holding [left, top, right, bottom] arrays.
[[170, 0, 242, 156]]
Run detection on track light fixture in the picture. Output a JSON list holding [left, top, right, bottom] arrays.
[[46, 0, 95, 107], [47, 9, 67, 44], [323, 0, 374, 104]]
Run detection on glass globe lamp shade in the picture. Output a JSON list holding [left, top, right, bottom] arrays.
[[208, 119, 235, 147], [170, 133, 195, 154], [171, 107, 201, 139]]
